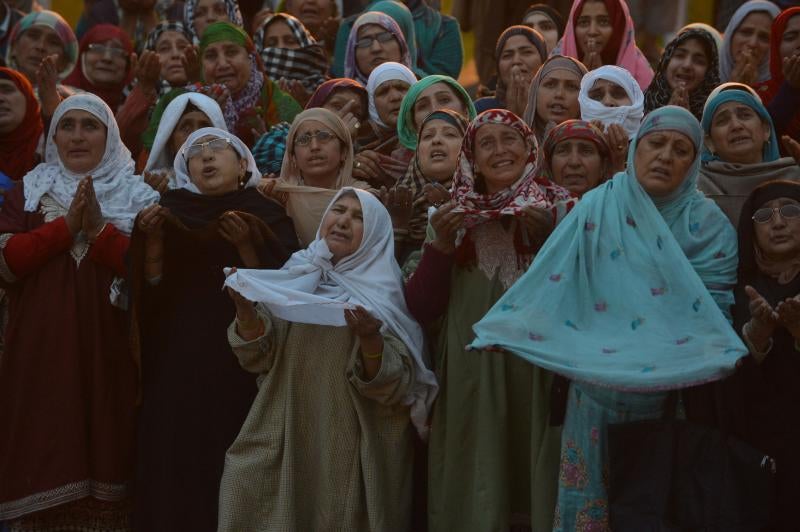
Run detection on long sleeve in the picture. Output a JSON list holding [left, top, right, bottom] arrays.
[[227, 307, 284, 376], [88, 224, 130, 277], [417, 16, 464, 79], [116, 83, 157, 158], [0, 216, 73, 282], [404, 243, 454, 326], [348, 334, 414, 406]]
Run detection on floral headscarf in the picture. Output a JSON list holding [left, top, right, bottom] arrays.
[[5, 10, 78, 81], [343, 11, 413, 85]]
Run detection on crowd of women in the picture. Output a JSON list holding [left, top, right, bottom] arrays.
[[0, 0, 799, 530]]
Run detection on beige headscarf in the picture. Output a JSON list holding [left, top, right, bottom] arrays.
[[275, 108, 368, 245], [522, 55, 587, 143]]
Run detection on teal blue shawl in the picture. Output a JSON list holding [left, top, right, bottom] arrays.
[[469, 106, 747, 391]]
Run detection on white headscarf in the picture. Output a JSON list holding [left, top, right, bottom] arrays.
[[144, 93, 227, 175], [173, 127, 261, 193], [23, 93, 159, 235], [579, 65, 644, 139], [224, 187, 438, 437], [719, 0, 781, 83], [366, 61, 417, 129]]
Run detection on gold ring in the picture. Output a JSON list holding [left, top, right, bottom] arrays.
[[617, 145, 624, 150], [354, 122, 361, 130], [355, 161, 361, 169]]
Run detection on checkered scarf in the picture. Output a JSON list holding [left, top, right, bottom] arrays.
[[254, 14, 328, 93]]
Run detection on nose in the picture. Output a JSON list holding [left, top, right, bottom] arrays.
[[601, 92, 616, 107], [771, 210, 788, 229], [370, 37, 383, 52], [553, 83, 565, 99], [566, 149, 581, 167], [588, 21, 600, 36]]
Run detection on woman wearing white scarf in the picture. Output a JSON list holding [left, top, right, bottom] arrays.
[[173, 127, 262, 192], [144, 93, 227, 190], [579, 65, 644, 140], [366, 61, 418, 130], [220, 187, 437, 530]]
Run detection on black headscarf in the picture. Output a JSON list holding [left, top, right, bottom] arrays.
[[494, 25, 548, 106]]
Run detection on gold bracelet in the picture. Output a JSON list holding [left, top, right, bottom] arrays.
[[363, 351, 383, 359]]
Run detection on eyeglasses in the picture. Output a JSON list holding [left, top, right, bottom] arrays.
[[86, 43, 128, 60], [295, 130, 336, 146], [355, 31, 396, 49], [183, 137, 234, 160], [752, 204, 800, 224]]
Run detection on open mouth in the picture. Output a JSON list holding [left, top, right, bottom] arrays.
[[370, 56, 387, 66], [307, 156, 326, 163], [491, 159, 515, 170], [674, 72, 694, 84], [328, 229, 349, 241], [201, 166, 218, 177], [429, 149, 448, 161], [729, 135, 751, 146], [548, 103, 567, 115]]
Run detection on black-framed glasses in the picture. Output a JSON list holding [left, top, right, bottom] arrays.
[[752, 204, 800, 224], [183, 137, 233, 160], [355, 31, 396, 49], [295, 130, 335, 146], [86, 43, 128, 60]]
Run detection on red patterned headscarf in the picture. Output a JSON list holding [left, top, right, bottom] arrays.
[[0, 67, 42, 180], [538, 119, 611, 184]]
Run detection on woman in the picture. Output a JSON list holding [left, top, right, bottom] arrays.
[[141, 91, 228, 189], [719, 0, 781, 86], [63, 24, 134, 111], [538, 119, 611, 197], [0, 93, 160, 529], [0, 67, 42, 182], [578, 64, 644, 139], [522, 55, 587, 143], [644, 25, 721, 121], [133, 127, 298, 532], [200, 21, 302, 148], [185, 0, 244, 43], [220, 187, 437, 531], [405, 109, 574, 532], [734, 180, 800, 532], [392, 109, 468, 264], [284, 0, 340, 52], [269, 107, 368, 246], [523, 3, 565, 53], [474, 25, 548, 115], [554, 0, 653, 90], [4, 10, 77, 86], [343, 11, 414, 85], [698, 84, 800, 226], [469, 106, 747, 531]]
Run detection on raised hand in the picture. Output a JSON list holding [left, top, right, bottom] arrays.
[[776, 295, 800, 339], [380, 185, 414, 230], [353, 150, 394, 188], [218, 211, 252, 247], [335, 99, 361, 139], [181, 45, 202, 83], [344, 305, 383, 339], [137, 204, 169, 238], [507, 65, 532, 118], [133, 50, 162, 95], [80, 177, 105, 240], [519, 205, 554, 247], [36, 54, 61, 118], [429, 201, 465, 254], [256, 176, 288, 205], [731, 48, 757, 86], [668, 82, 690, 110], [744, 285, 779, 354], [422, 182, 451, 207], [782, 135, 800, 166], [144, 170, 171, 194], [65, 181, 87, 236], [604, 123, 629, 174], [582, 39, 602, 70], [783, 54, 800, 89]]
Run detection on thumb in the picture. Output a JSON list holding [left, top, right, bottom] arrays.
[[745, 285, 763, 302]]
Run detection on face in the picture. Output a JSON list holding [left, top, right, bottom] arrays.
[[12, 25, 66, 79], [0, 79, 27, 134], [524, 12, 559, 52], [633, 131, 695, 198], [412, 82, 467, 130], [550, 138, 604, 197], [373, 79, 409, 128], [753, 197, 800, 261], [155, 30, 190, 85], [535, 69, 581, 125], [83, 38, 128, 87], [169, 110, 213, 158], [417, 119, 463, 182], [185, 134, 246, 195], [323, 88, 366, 121], [574, 0, 614, 57], [354, 24, 402, 78], [263, 19, 301, 49], [292, 120, 345, 186], [707, 101, 771, 164], [731, 12, 772, 67], [285, 0, 334, 29], [665, 37, 709, 93], [193, 0, 231, 39], [779, 15, 800, 62], [587, 78, 632, 107], [202, 41, 251, 94], [498, 34, 543, 89], [474, 123, 529, 194], [320, 194, 364, 264], [54, 110, 108, 174]]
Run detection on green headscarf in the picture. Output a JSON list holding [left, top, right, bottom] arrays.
[[198, 21, 255, 58], [397, 75, 476, 150], [142, 88, 189, 150]]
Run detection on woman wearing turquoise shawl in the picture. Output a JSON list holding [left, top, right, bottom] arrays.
[[698, 83, 800, 227], [469, 106, 748, 531]]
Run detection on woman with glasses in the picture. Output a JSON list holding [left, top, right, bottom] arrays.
[[132, 127, 297, 532], [733, 179, 800, 531], [343, 11, 414, 85], [698, 84, 800, 227]]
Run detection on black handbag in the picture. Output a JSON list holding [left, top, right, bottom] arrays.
[[607, 392, 776, 531]]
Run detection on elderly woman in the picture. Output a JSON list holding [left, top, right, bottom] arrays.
[[470, 106, 747, 531], [199, 21, 302, 148], [133, 127, 297, 532], [719, 0, 781, 86], [538, 119, 611, 198], [523, 3, 566, 53], [698, 84, 800, 226], [0, 93, 159, 529], [405, 109, 574, 532], [734, 180, 800, 532], [141, 91, 228, 189], [474, 25, 548, 115], [523, 55, 588, 143], [0, 67, 42, 182], [185, 0, 244, 43], [4, 10, 77, 86], [644, 26, 721, 121], [220, 188, 437, 531], [343, 10, 415, 86]]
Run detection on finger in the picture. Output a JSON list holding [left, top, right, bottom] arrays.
[[745, 285, 763, 302]]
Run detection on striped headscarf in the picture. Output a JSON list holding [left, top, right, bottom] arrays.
[[5, 10, 78, 81], [184, 0, 244, 43]]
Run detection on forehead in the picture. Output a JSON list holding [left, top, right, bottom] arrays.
[[296, 119, 334, 134], [759, 196, 800, 208], [197, 0, 226, 9], [417, 82, 457, 100], [332, 194, 362, 210], [555, 137, 598, 149], [641, 129, 694, 145], [95, 38, 125, 49], [0, 79, 21, 91], [579, 0, 609, 17], [675, 36, 707, 54], [156, 30, 189, 46], [376, 79, 410, 91], [59, 108, 104, 124], [525, 12, 554, 25], [785, 14, 800, 32], [265, 19, 293, 35], [502, 34, 535, 52], [328, 88, 361, 102], [179, 110, 211, 121], [23, 24, 59, 39], [544, 68, 580, 82], [715, 100, 756, 116], [421, 118, 460, 133], [203, 41, 244, 53], [737, 11, 773, 30], [357, 23, 387, 37], [590, 78, 626, 91], [475, 122, 520, 140]]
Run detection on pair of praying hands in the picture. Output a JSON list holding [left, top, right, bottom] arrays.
[[380, 182, 451, 233], [588, 120, 628, 173], [745, 285, 800, 356], [506, 65, 534, 118], [65, 176, 105, 239], [134, 47, 202, 97], [582, 39, 603, 71]]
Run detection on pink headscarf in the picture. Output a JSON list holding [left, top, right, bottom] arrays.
[[556, 0, 653, 90]]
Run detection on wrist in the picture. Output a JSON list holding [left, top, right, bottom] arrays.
[[430, 238, 455, 255]]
